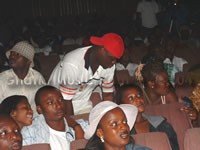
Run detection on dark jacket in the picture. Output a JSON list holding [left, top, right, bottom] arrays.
[[131, 113, 179, 150]]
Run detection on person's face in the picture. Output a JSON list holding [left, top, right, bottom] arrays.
[[97, 108, 130, 149], [121, 88, 145, 113], [152, 72, 170, 96], [98, 48, 117, 69], [37, 89, 66, 122], [11, 98, 33, 129], [154, 47, 165, 61], [0, 116, 22, 150], [119, 50, 130, 66], [165, 40, 175, 59], [8, 51, 31, 69]]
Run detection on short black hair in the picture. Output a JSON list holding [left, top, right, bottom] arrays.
[[141, 61, 166, 87], [0, 95, 27, 115], [115, 83, 143, 105], [35, 85, 59, 106]]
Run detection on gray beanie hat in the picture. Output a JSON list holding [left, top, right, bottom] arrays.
[[6, 41, 35, 67]]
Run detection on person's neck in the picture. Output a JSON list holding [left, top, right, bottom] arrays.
[[46, 119, 65, 131], [104, 144, 125, 150], [13, 67, 30, 80], [90, 50, 99, 74], [146, 88, 161, 104], [135, 112, 145, 123], [17, 122, 24, 130]]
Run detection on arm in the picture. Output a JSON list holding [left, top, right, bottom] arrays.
[[65, 116, 84, 139], [102, 92, 114, 101], [65, 100, 74, 116], [166, 89, 178, 103]]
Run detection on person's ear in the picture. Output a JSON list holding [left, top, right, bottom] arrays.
[[96, 128, 103, 138], [148, 80, 155, 89], [36, 105, 43, 114], [10, 111, 17, 118]]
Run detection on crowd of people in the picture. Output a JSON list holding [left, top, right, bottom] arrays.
[[0, 0, 200, 150]]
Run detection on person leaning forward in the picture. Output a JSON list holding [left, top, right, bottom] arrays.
[[48, 33, 125, 115]]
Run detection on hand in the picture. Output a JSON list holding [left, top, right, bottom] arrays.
[[65, 116, 79, 128], [180, 107, 198, 120], [65, 115, 84, 139]]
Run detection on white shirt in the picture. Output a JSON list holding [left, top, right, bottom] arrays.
[[116, 63, 138, 76], [137, 0, 159, 28], [48, 46, 115, 114], [49, 127, 70, 150], [163, 56, 188, 72], [0, 68, 46, 115]]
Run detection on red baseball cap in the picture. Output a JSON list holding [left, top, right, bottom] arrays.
[[90, 33, 125, 59]]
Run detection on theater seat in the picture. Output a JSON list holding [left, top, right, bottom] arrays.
[[132, 132, 172, 150], [34, 53, 60, 82], [184, 127, 200, 150], [70, 139, 88, 150], [22, 144, 51, 150], [145, 103, 192, 150]]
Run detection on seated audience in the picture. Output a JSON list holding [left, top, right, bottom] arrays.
[[138, 61, 178, 104], [0, 95, 33, 130], [0, 41, 46, 115], [84, 101, 151, 150], [116, 83, 179, 150], [22, 85, 85, 150], [0, 113, 22, 150], [163, 35, 188, 86]]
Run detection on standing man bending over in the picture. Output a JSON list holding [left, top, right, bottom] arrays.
[[48, 33, 124, 115]]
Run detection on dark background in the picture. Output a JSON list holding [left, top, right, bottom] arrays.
[[0, 0, 199, 22]]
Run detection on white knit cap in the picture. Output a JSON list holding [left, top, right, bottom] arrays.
[[84, 101, 138, 139], [6, 41, 35, 67]]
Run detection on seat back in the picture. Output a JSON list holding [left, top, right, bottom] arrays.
[[132, 132, 172, 150], [22, 144, 51, 150], [34, 54, 60, 82], [184, 127, 200, 150], [145, 103, 192, 150]]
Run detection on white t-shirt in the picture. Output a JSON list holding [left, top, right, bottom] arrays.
[[0, 68, 46, 115], [49, 127, 70, 150], [163, 56, 188, 72], [116, 63, 138, 76], [137, 0, 159, 28], [48, 46, 115, 114]]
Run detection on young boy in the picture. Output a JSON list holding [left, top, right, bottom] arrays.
[[22, 85, 86, 150], [0, 113, 22, 150]]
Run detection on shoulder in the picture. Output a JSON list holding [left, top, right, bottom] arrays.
[[0, 69, 12, 76], [166, 89, 178, 103], [0, 69, 13, 83], [63, 46, 91, 62], [29, 68, 46, 80], [61, 46, 92, 70]]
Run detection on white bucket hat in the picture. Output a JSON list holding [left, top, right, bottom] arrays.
[[6, 41, 35, 67], [84, 101, 138, 139]]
